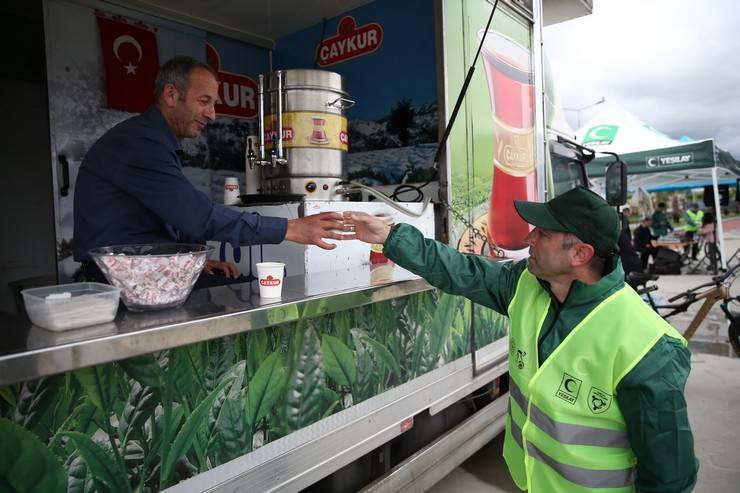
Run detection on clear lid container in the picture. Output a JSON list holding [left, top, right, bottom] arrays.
[[21, 282, 120, 331]]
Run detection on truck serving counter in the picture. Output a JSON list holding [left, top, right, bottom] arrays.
[[0, 266, 509, 492]]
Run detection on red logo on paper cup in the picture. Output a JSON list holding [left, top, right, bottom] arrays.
[[260, 275, 281, 287], [225, 184, 239, 192]]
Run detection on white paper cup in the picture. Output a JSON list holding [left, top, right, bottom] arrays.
[[256, 262, 285, 298], [224, 176, 241, 205]]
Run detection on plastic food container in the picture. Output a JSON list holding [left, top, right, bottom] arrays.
[[22, 282, 120, 331], [89, 243, 212, 311]]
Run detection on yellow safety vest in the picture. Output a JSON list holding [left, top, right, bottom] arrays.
[[503, 269, 685, 492], [685, 210, 703, 233]]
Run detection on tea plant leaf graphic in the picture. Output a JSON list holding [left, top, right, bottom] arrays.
[[320, 388, 341, 419], [118, 382, 157, 450], [321, 335, 356, 388], [168, 347, 197, 400], [246, 351, 287, 427], [247, 329, 269, 379], [429, 293, 456, 362], [74, 367, 115, 415], [162, 376, 235, 487], [332, 310, 352, 345], [63, 431, 131, 493], [119, 354, 165, 389], [285, 328, 324, 431], [208, 362, 249, 465], [0, 385, 16, 408], [361, 335, 402, 380], [206, 338, 234, 392], [66, 452, 94, 493], [12, 376, 64, 441], [351, 330, 376, 402], [0, 417, 66, 492], [211, 384, 250, 465]]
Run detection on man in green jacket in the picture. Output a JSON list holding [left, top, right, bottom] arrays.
[[651, 202, 674, 238], [344, 186, 697, 493]]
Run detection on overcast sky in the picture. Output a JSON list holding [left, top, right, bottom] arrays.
[[543, 0, 740, 156]]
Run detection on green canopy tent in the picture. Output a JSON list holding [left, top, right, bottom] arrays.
[[576, 105, 740, 269]]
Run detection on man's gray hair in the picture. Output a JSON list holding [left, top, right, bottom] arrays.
[[154, 56, 218, 100], [561, 232, 606, 274], [561, 232, 582, 250]]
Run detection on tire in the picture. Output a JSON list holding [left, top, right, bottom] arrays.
[[729, 316, 740, 358]]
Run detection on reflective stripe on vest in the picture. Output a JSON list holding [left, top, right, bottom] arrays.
[[511, 379, 631, 448], [508, 412, 637, 489]]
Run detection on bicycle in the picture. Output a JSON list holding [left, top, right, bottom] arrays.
[[626, 260, 740, 357]]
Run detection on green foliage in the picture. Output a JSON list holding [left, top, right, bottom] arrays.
[[361, 335, 402, 381], [63, 431, 131, 493], [0, 417, 66, 492], [246, 351, 287, 427], [118, 383, 157, 451], [161, 376, 235, 487], [321, 335, 356, 388], [207, 362, 250, 466], [285, 328, 325, 431], [65, 453, 95, 493], [12, 376, 64, 442], [119, 354, 165, 389], [0, 289, 510, 492]]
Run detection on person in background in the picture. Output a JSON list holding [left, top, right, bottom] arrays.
[[620, 206, 632, 238], [343, 186, 698, 493], [651, 202, 673, 238], [74, 56, 345, 286], [683, 203, 704, 260], [634, 217, 658, 269]]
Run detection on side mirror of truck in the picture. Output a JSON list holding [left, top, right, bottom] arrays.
[[605, 160, 628, 206]]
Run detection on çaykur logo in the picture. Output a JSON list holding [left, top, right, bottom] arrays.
[[206, 43, 258, 119], [316, 16, 383, 67], [582, 124, 619, 146], [260, 275, 281, 287]]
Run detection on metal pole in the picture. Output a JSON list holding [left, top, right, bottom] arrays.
[[711, 165, 727, 269]]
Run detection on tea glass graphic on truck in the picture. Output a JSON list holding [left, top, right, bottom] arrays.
[[478, 30, 536, 252]]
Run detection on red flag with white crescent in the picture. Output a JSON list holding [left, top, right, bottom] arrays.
[[96, 12, 159, 113]]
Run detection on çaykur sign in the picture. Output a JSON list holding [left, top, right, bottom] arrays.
[[316, 16, 383, 67], [206, 43, 258, 119]]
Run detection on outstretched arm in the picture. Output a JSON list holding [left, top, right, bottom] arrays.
[[285, 212, 347, 250], [343, 212, 525, 315]]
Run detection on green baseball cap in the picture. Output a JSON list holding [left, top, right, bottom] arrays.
[[513, 186, 620, 257]]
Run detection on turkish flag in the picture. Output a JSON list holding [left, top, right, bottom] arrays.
[[96, 12, 159, 113]]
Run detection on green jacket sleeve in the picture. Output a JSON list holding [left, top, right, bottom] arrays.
[[383, 223, 527, 316], [616, 336, 699, 493]]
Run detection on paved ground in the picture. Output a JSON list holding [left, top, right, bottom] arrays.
[[430, 228, 740, 493]]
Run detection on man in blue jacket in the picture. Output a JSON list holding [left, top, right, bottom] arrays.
[[74, 57, 343, 283]]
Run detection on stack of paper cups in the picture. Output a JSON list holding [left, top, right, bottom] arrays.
[[224, 177, 241, 205], [256, 262, 285, 298]]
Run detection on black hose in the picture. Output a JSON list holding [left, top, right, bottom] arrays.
[[390, 0, 500, 203]]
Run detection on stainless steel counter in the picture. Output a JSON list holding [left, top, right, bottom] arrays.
[[0, 265, 431, 387]]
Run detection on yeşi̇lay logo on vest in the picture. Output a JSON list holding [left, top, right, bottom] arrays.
[[582, 124, 619, 146], [556, 372, 582, 404]]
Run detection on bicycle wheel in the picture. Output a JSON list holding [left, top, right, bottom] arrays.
[[729, 316, 740, 358]]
